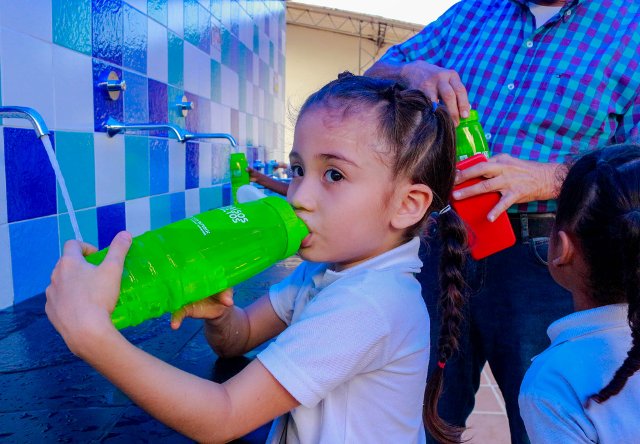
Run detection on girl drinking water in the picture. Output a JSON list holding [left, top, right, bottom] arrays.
[[45, 73, 468, 443], [519, 143, 640, 443]]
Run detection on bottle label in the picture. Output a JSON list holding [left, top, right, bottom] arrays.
[[190, 217, 211, 236], [221, 206, 249, 224]]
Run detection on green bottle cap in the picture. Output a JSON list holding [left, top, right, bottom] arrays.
[[459, 109, 479, 123]]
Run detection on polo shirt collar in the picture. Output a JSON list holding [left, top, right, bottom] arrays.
[[547, 303, 629, 346]]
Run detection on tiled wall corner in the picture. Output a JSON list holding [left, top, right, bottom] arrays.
[[0, 0, 287, 307]]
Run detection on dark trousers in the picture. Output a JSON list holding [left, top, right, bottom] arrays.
[[419, 216, 573, 444]]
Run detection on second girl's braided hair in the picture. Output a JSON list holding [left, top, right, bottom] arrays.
[[299, 72, 469, 443], [555, 143, 640, 405]]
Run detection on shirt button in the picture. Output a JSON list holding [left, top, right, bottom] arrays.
[[485, 133, 492, 140], [526, 40, 533, 48], [565, 9, 572, 17], [507, 83, 515, 90]]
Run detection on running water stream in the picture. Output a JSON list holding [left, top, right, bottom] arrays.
[[40, 135, 83, 242]]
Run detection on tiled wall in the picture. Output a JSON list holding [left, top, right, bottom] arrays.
[[0, 0, 287, 308]]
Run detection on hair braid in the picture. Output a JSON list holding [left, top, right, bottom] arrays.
[[423, 209, 468, 444]]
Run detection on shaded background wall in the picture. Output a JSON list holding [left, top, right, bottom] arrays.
[[0, 0, 287, 308]]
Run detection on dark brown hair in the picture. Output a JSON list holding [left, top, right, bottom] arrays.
[[555, 143, 640, 405], [300, 72, 468, 442]]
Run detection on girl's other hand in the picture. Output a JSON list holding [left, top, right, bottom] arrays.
[[170, 288, 235, 329], [45, 231, 132, 354]]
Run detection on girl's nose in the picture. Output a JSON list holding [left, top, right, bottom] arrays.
[[287, 178, 314, 212]]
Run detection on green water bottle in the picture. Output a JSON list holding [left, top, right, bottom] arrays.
[[456, 109, 490, 162], [230, 153, 250, 204], [85, 197, 308, 329]]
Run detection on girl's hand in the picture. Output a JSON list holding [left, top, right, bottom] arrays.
[[170, 289, 235, 330], [45, 231, 132, 354], [452, 154, 566, 221]]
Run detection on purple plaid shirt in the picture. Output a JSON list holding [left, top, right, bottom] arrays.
[[381, 0, 640, 212]]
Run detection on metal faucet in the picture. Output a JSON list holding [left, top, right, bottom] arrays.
[[103, 117, 188, 142], [183, 132, 238, 147], [0, 106, 50, 137]]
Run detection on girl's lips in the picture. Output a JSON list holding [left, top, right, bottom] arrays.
[[300, 233, 312, 248]]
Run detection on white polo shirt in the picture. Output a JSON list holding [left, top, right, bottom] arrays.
[[258, 237, 429, 443], [519, 304, 640, 443]]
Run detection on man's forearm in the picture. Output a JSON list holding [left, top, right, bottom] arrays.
[[364, 59, 406, 82]]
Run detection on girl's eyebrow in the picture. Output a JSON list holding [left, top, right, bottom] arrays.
[[289, 150, 359, 168]]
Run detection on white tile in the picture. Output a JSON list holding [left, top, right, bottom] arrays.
[[94, 133, 125, 206], [185, 188, 199, 217], [258, 88, 265, 119], [127, 0, 147, 14], [220, 65, 239, 109], [125, 196, 150, 236], [147, 18, 168, 83], [252, 54, 259, 84], [0, 0, 52, 43], [52, 45, 93, 131], [198, 142, 212, 187], [167, 0, 184, 37], [1, 28, 55, 129], [168, 139, 185, 192], [184, 42, 211, 99], [238, 112, 246, 146], [0, 223, 14, 309], [259, 32, 269, 63], [0, 130, 6, 225], [245, 81, 254, 115], [210, 102, 231, 134]]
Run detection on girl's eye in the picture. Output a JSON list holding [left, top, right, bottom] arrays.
[[291, 165, 304, 177], [324, 169, 344, 183]]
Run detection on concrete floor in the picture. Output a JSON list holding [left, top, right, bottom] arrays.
[[0, 255, 510, 443]]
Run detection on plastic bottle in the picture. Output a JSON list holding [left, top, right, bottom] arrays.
[[229, 152, 250, 204], [456, 109, 490, 162], [85, 196, 308, 329]]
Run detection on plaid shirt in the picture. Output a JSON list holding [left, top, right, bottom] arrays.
[[381, 0, 640, 212]]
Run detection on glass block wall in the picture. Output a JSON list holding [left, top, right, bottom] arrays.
[[0, 0, 287, 308]]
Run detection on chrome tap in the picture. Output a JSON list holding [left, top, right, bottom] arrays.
[[103, 117, 188, 142], [0, 106, 50, 138], [183, 132, 238, 147]]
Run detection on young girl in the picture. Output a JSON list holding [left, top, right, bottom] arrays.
[[519, 143, 640, 443], [45, 73, 468, 443]]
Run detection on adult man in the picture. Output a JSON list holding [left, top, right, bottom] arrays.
[[366, 0, 640, 442]]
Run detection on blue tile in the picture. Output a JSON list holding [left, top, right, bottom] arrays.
[[222, 182, 231, 206], [183, 0, 199, 47], [184, 91, 200, 133], [9, 216, 59, 303], [170, 192, 185, 222], [149, 138, 169, 195], [211, 59, 221, 102], [92, 59, 124, 132], [148, 78, 168, 137], [125, 135, 150, 200], [185, 142, 199, 190], [148, 0, 168, 26], [150, 194, 171, 229], [97, 202, 126, 249], [123, 4, 147, 74], [59, 208, 99, 249], [168, 31, 184, 88], [198, 4, 211, 54], [123, 70, 149, 123], [167, 85, 185, 128], [52, 0, 92, 55], [5, 128, 57, 222], [199, 185, 222, 212], [92, 0, 123, 66], [54, 131, 96, 211]]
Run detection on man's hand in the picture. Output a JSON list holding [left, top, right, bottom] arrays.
[[399, 60, 471, 124], [46, 231, 132, 354], [452, 154, 567, 221], [170, 289, 235, 330]]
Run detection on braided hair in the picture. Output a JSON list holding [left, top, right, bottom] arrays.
[[299, 72, 469, 442], [554, 143, 640, 405]]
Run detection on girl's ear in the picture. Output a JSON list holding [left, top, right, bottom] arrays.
[[550, 230, 575, 267], [391, 183, 433, 230]]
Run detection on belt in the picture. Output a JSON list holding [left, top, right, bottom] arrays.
[[508, 213, 556, 242]]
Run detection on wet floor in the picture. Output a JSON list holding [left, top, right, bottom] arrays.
[[0, 257, 301, 443]]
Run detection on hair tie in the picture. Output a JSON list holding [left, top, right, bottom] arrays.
[[439, 204, 451, 216], [432, 101, 439, 112], [437, 361, 446, 369]]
